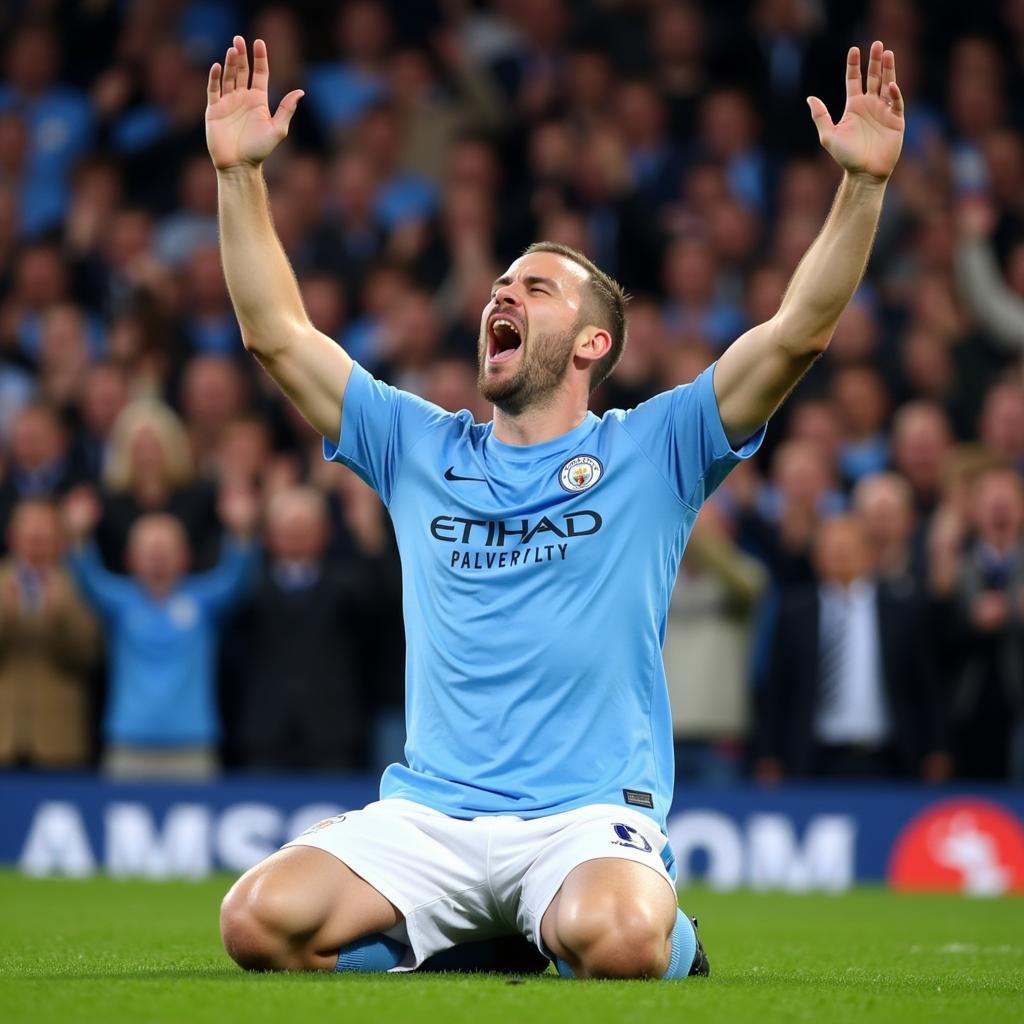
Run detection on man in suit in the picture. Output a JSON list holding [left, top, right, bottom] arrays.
[[755, 514, 949, 782], [224, 485, 374, 771], [0, 499, 99, 767], [936, 466, 1024, 781]]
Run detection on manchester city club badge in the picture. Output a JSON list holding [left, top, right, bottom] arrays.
[[558, 454, 603, 492]]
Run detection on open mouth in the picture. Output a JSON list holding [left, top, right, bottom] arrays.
[[487, 316, 523, 364]]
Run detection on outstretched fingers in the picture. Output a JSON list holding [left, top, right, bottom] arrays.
[[252, 38, 270, 92], [272, 89, 305, 133], [222, 45, 237, 94], [806, 96, 834, 142], [207, 62, 222, 105], [233, 36, 250, 90], [845, 47, 862, 98], [866, 39, 884, 95], [881, 48, 896, 88], [888, 81, 904, 118]]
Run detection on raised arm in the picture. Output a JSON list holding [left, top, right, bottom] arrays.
[[714, 42, 905, 444], [207, 36, 352, 443]]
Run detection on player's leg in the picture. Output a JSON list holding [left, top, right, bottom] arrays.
[[540, 858, 679, 978], [220, 845, 401, 971], [516, 808, 707, 980]]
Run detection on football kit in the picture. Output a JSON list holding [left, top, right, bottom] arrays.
[[288, 360, 763, 965]]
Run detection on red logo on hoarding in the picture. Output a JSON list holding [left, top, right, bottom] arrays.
[[888, 799, 1024, 894]]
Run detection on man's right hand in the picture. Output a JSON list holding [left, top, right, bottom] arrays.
[[206, 36, 303, 171]]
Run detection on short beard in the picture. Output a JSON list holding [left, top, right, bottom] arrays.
[[477, 322, 580, 416]]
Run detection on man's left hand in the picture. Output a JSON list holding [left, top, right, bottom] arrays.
[[808, 41, 905, 183]]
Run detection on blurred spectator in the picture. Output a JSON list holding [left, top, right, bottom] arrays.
[[852, 471, 921, 587], [354, 101, 439, 232], [179, 355, 248, 475], [390, 35, 505, 184], [955, 198, 1024, 356], [978, 382, 1024, 472], [304, 0, 391, 139], [65, 484, 258, 781], [662, 236, 745, 350], [739, 438, 844, 588], [756, 516, 948, 782], [4, 242, 78, 362], [889, 401, 954, 518], [665, 501, 767, 784], [96, 400, 220, 572], [180, 242, 242, 356], [109, 41, 207, 213], [0, 24, 94, 236], [224, 486, 371, 771], [73, 360, 130, 482], [0, 500, 99, 768], [154, 155, 219, 268], [36, 304, 94, 414], [831, 365, 891, 484], [648, 0, 709, 139], [0, 403, 87, 549], [932, 466, 1024, 782], [712, 0, 830, 157]]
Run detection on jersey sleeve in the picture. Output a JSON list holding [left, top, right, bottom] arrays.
[[616, 360, 766, 510], [323, 362, 455, 504]]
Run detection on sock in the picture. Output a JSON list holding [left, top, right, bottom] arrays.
[[663, 909, 698, 979], [335, 932, 407, 973], [553, 908, 698, 980]]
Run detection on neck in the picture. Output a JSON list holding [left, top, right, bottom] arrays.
[[491, 390, 590, 446]]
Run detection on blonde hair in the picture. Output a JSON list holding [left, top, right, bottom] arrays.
[[104, 400, 194, 494]]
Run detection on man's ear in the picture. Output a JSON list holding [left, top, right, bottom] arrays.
[[575, 326, 612, 367]]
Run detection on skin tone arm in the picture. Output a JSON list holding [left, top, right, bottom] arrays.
[[714, 42, 906, 445], [206, 36, 352, 443]]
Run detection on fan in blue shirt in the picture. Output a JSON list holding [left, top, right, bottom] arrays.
[[66, 489, 258, 772]]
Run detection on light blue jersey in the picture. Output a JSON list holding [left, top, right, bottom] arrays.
[[326, 363, 765, 831]]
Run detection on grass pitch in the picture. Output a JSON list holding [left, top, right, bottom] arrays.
[[1, 872, 1021, 1024]]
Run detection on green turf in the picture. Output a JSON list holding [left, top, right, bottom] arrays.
[[0, 872, 1021, 1024]]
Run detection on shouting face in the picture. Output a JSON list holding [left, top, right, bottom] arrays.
[[477, 251, 594, 415]]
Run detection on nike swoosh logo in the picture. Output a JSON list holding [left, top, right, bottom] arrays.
[[444, 466, 487, 483]]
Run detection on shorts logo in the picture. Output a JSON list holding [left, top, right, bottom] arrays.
[[301, 814, 347, 836], [887, 799, 1024, 895], [559, 455, 603, 492], [611, 822, 653, 854]]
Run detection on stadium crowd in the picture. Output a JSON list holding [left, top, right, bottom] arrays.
[[0, 0, 1023, 785]]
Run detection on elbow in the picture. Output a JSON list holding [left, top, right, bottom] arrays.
[[240, 327, 286, 363], [768, 314, 834, 360], [240, 314, 309, 360], [240, 328, 267, 356], [761, 315, 831, 364]]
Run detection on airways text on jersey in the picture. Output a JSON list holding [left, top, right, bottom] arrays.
[[430, 509, 603, 571]]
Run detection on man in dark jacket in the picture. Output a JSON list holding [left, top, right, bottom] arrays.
[[224, 484, 399, 771], [755, 515, 949, 782]]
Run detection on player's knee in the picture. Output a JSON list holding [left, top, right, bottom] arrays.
[[560, 899, 671, 979], [220, 885, 277, 970], [220, 873, 308, 971]]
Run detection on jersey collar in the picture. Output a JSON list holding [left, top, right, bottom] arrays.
[[483, 412, 600, 463]]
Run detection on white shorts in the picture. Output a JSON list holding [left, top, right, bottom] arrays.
[[284, 798, 676, 969]]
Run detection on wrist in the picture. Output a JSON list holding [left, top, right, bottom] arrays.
[[216, 163, 266, 184], [844, 170, 889, 194]]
